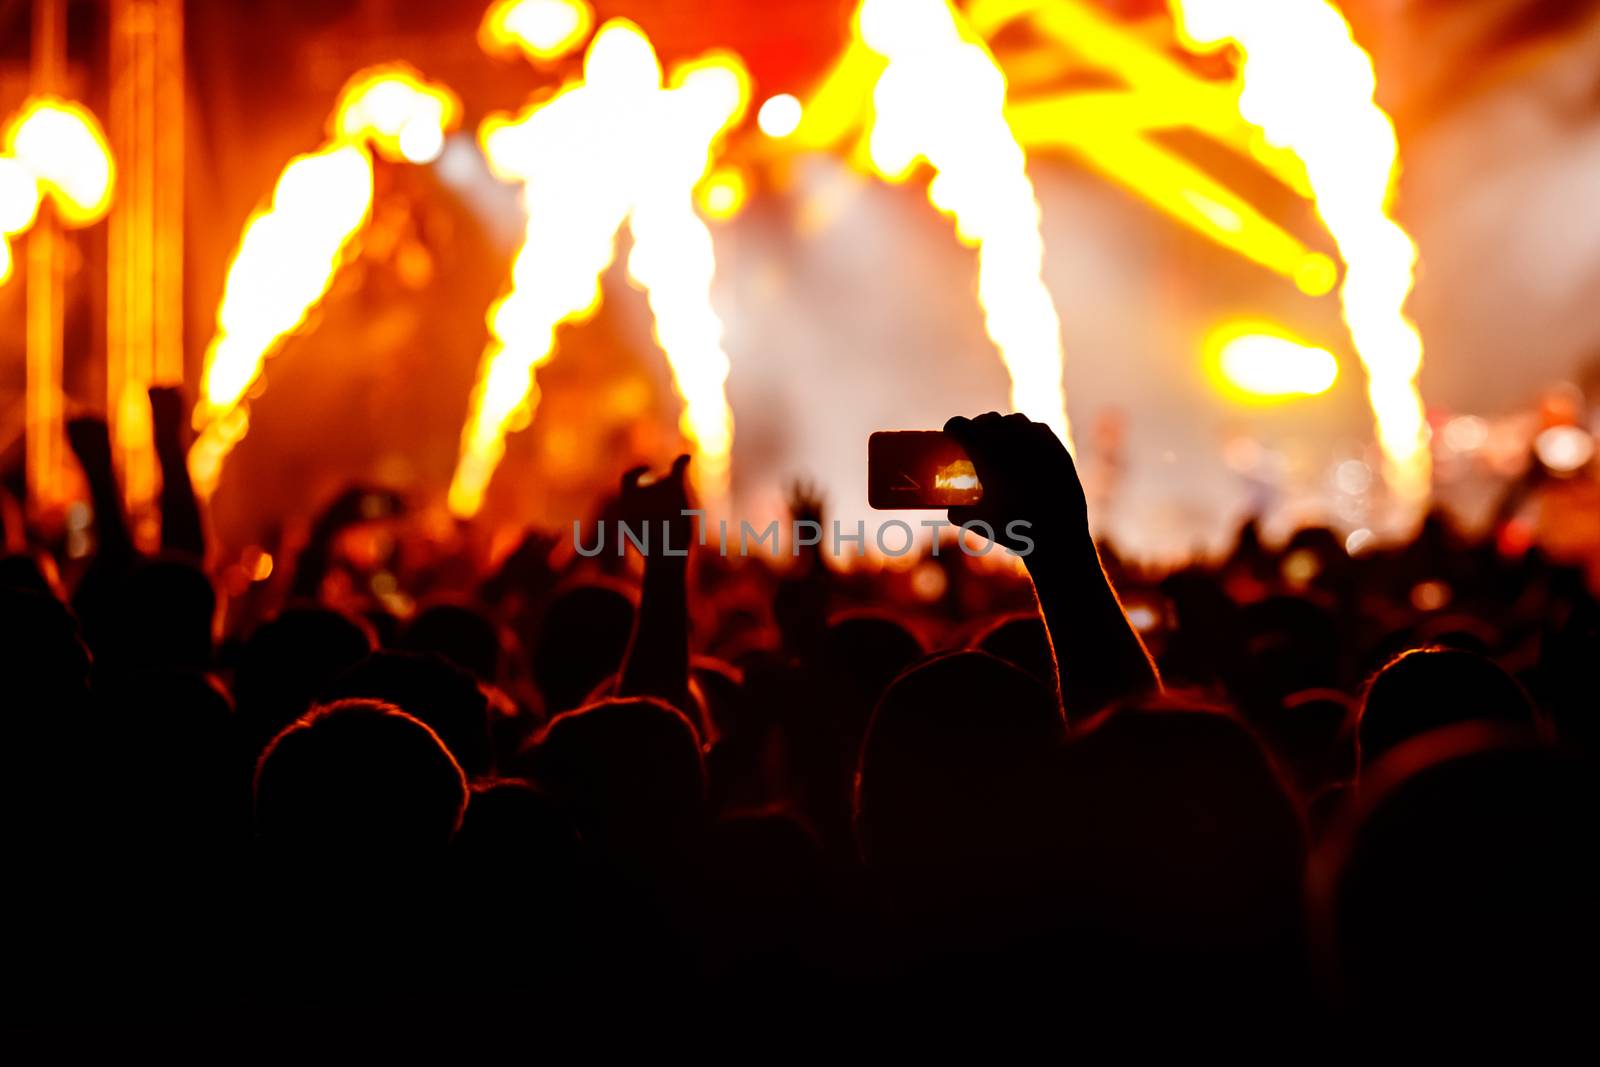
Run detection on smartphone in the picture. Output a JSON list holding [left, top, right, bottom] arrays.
[[868, 431, 983, 509]]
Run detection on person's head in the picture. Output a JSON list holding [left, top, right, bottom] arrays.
[[821, 612, 926, 709], [1316, 722, 1599, 1019], [1358, 646, 1537, 774], [323, 650, 492, 778], [0, 586, 92, 710], [234, 607, 374, 753], [452, 778, 587, 956], [528, 583, 636, 715], [98, 669, 237, 846], [855, 651, 1064, 879], [1055, 700, 1306, 951], [0, 553, 61, 599], [1263, 687, 1357, 797], [972, 612, 1055, 690], [253, 698, 467, 857], [401, 603, 505, 683], [518, 696, 704, 865], [1240, 594, 1340, 707], [102, 558, 217, 675]]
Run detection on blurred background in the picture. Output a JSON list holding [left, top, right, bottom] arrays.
[[1, 0, 1597, 569]]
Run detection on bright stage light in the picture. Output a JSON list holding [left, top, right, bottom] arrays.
[[698, 167, 747, 220], [1210, 328, 1339, 399], [480, 0, 594, 62], [757, 93, 803, 138], [1535, 426, 1594, 474], [5, 97, 115, 227]]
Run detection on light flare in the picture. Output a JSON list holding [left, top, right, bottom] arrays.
[[1209, 327, 1338, 399], [757, 93, 803, 138], [190, 66, 459, 492], [856, 0, 1072, 448], [479, 0, 594, 62], [1171, 0, 1431, 500], [4, 97, 116, 227], [449, 21, 748, 516]]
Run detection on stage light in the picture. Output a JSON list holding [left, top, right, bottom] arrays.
[[1210, 328, 1338, 399], [856, 0, 1072, 449], [1172, 0, 1430, 502], [1344, 528, 1375, 555], [1293, 252, 1338, 296], [332, 65, 462, 165], [698, 167, 746, 220], [1535, 425, 1594, 474], [757, 93, 803, 138], [1441, 415, 1488, 453], [479, 0, 593, 62], [5, 97, 115, 227]]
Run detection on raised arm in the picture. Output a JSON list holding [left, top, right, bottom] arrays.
[[148, 386, 206, 561], [67, 415, 137, 571], [615, 454, 694, 715], [945, 412, 1159, 721]]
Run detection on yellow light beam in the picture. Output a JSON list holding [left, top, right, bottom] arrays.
[[1008, 99, 1335, 294], [970, 0, 1312, 197]]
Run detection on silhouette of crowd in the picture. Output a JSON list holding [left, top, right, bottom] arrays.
[[3, 395, 1596, 1033]]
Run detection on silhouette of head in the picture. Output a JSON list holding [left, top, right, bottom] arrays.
[[1319, 722, 1599, 1019], [324, 650, 493, 777], [99, 670, 236, 843], [102, 558, 216, 675], [0, 553, 60, 598], [520, 696, 705, 865], [1358, 647, 1536, 773], [822, 612, 926, 711], [253, 698, 467, 856], [973, 612, 1055, 690], [1056, 701, 1306, 949], [529, 583, 636, 715], [402, 603, 504, 682], [0, 586, 92, 711], [855, 651, 1064, 876], [234, 607, 374, 754]]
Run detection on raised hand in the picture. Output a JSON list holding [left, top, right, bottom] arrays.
[[147, 385, 189, 455], [943, 411, 1087, 558], [615, 454, 695, 712], [66, 415, 115, 481], [617, 453, 694, 556], [149, 385, 206, 559]]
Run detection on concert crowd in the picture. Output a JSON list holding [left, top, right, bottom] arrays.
[[3, 390, 1596, 1035]]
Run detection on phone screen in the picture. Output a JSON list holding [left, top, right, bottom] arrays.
[[868, 431, 983, 509]]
